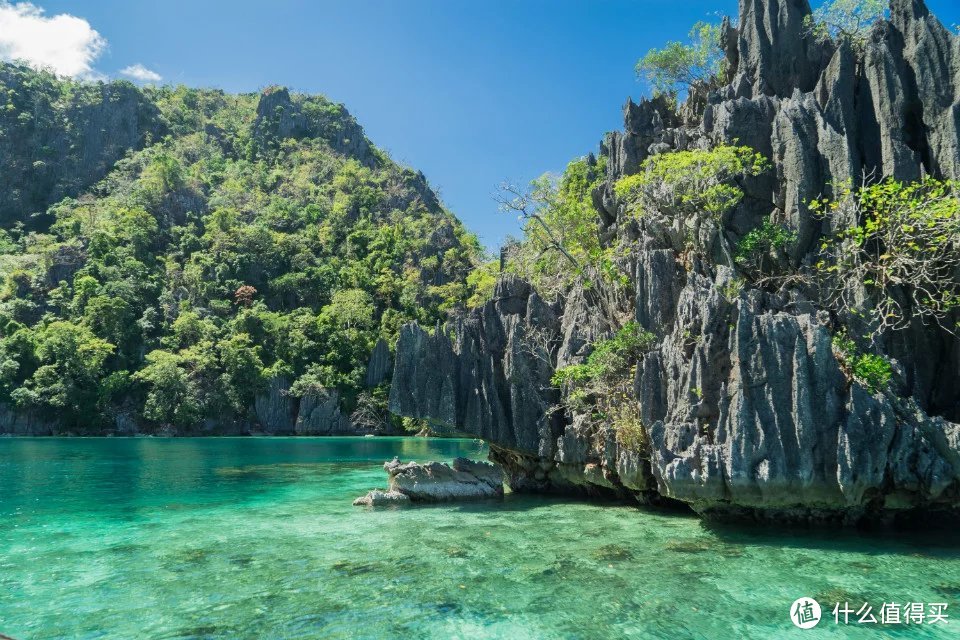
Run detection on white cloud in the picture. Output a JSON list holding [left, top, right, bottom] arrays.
[[120, 63, 161, 83], [0, 1, 106, 77]]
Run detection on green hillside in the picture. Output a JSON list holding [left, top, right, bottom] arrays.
[[0, 62, 481, 434]]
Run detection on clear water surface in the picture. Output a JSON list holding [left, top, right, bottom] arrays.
[[1, 437, 958, 639]]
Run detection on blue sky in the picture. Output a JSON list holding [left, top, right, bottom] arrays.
[[6, 1, 960, 250]]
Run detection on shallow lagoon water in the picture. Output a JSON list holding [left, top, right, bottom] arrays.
[[1, 437, 958, 639]]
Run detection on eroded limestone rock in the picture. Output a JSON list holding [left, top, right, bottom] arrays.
[[389, 0, 960, 523], [353, 457, 504, 506], [352, 489, 410, 507]]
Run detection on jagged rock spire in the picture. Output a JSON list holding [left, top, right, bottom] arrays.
[[888, 0, 960, 178], [734, 0, 831, 97]]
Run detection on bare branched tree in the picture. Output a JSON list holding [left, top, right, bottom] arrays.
[[351, 392, 390, 433], [495, 181, 582, 271], [519, 322, 560, 372]]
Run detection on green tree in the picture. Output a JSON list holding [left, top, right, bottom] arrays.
[[0, 324, 33, 400], [804, 0, 887, 43], [615, 145, 771, 219], [832, 332, 893, 393], [218, 332, 266, 411], [83, 295, 137, 348], [138, 152, 184, 206], [552, 323, 656, 451], [497, 156, 614, 295], [635, 21, 726, 97], [11, 321, 115, 423], [465, 260, 500, 308], [71, 275, 100, 313], [135, 350, 201, 428], [323, 289, 375, 329], [735, 219, 797, 278], [808, 177, 960, 335]]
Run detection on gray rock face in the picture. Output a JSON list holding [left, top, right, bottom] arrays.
[[382, 169, 444, 220], [45, 243, 87, 287], [735, 0, 831, 98], [389, 0, 960, 522], [890, 0, 960, 178], [254, 376, 356, 435], [254, 377, 298, 434], [365, 338, 392, 388], [644, 290, 959, 517], [252, 86, 374, 166], [697, 0, 960, 257], [295, 389, 353, 435], [353, 457, 504, 505], [390, 274, 562, 456], [387, 457, 505, 501], [0, 404, 56, 436]]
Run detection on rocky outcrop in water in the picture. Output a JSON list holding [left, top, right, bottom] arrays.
[[391, 0, 960, 523], [353, 457, 504, 505], [389, 275, 562, 455], [352, 489, 410, 506]]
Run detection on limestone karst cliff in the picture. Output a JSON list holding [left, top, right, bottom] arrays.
[[391, 0, 960, 522]]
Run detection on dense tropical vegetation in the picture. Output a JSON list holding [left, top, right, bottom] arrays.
[[0, 62, 482, 433], [0, 0, 953, 435]]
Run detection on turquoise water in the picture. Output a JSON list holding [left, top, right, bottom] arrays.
[[1, 438, 958, 639]]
